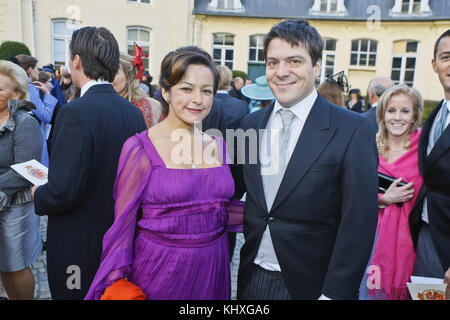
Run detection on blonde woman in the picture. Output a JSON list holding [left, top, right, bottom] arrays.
[[0, 60, 43, 300], [112, 51, 164, 128], [359, 84, 424, 300]]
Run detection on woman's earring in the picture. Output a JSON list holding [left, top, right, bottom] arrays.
[[412, 120, 415, 124]]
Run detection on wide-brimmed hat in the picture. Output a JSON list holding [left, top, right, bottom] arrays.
[[241, 76, 275, 101]]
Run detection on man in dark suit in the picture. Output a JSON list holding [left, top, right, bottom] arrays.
[[203, 65, 248, 138], [233, 19, 378, 300], [229, 76, 250, 104], [409, 29, 450, 280], [32, 27, 147, 299], [363, 76, 394, 133]]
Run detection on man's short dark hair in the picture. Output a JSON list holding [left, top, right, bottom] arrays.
[[434, 29, 450, 60], [69, 26, 119, 82], [263, 19, 323, 66]]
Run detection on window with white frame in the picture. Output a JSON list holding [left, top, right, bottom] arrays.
[[318, 38, 337, 84], [321, 0, 337, 12], [248, 35, 265, 63], [52, 20, 80, 67], [390, 0, 431, 15], [391, 41, 418, 87], [311, 0, 347, 15], [126, 27, 151, 71], [212, 33, 234, 70], [402, 0, 421, 13], [208, 0, 243, 10], [350, 39, 377, 67], [127, 0, 150, 4]]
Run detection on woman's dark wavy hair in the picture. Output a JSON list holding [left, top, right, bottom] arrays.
[[263, 19, 323, 66], [158, 46, 219, 116], [69, 26, 119, 82]]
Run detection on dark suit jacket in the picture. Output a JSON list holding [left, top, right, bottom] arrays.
[[34, 84, 147, 299], [228, 84, 251, 104], [203, 93, 248, 139], [232, 94, 379, 300], [409, 100, 450, 271], [363, 105, 378, 134]]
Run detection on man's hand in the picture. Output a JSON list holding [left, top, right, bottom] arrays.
[[445, 267, 450, 300]]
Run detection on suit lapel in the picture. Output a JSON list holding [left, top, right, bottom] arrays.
[[421, 100, 449, 174], [425, 124, 450, 173], [245, 105, 274, 214], [270, 95, 335, 213]]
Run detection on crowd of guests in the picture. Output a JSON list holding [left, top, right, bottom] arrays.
[[0, 20, 449, 301]]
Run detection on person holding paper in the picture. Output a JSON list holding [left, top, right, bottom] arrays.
[[0, 60, 43, 300], [358, 84, 424, 300]]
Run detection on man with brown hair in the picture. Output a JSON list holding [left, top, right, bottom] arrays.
[[33, 26, 146, 300]]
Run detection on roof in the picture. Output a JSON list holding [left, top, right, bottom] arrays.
[[194, 0, 450, 21]]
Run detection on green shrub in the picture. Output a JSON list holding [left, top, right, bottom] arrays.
[[422, 100, 439, 123], [232, 70, 248, 81], [0, 41, 31, 60]]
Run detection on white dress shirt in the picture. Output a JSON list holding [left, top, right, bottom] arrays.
[[254, 89, 318, 271], [80, 79, 110, 97]]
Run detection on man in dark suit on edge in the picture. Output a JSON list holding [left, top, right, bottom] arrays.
[[32, 26, 147, 299], [232, 19, 378, 300], [410, 29, 450, 281]]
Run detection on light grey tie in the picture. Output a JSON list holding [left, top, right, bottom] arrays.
[[277, 108, 296, 174], [262, 108, 296, 211], [433, 102, 448, 145]]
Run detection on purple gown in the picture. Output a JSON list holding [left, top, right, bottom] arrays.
[[85, 130, 243, 300]]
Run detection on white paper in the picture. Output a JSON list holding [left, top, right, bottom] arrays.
[[410, 276, 444, 284], [11, 159, 48, 186]]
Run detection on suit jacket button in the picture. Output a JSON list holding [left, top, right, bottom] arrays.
[[268, 217, 274, 223]]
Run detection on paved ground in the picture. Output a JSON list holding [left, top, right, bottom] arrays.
[[1, 216, 245, 300]]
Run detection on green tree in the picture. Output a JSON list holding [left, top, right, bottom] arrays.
[[232, 70, 248, 81], [0, 41, 31, 60]]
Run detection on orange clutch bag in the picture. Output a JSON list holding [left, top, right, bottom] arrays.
[[100, 278, 146, 300]]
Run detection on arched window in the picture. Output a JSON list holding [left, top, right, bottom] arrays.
[[126, 27, 151, 71]]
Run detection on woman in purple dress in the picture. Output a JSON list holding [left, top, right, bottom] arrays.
[[85, 47, 243, 300]]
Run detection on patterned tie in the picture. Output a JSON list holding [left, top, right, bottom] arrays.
[[277, 108, 296, 174], [433, 101, 449, 145]]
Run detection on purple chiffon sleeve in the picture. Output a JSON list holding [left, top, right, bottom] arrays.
[[226, 199, 244, 233], [84, 136, 151, 300]]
